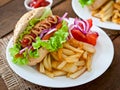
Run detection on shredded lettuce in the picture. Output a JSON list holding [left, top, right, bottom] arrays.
[[32, 20, 69, 52], [28, 49, 39, 58], [79, 0, 94, 7]]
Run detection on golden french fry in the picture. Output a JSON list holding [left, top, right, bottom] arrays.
[[39, 62, 45, 73], [51, 60, 60, 69], [68, 38, 83, 49], [47, 54, 52, 71], [82, 51, 88, 60], [74, 60, 85, 66], [58, 48, 63, 61], [62, 63, 78, 73], [53, 70, 66, 76], [45, 70, 54, 78], [63, 43, 84, 53], [62, 53, 68, 59], [65, 57, 79, 63], [68, 67, 86, 79], [100, 1, 114, 12], [57, 61, 67, 69], [51, 52, 59, 61], [86, 54, 93, 71], [62, 48, 75, 56], [114, 3, 120, 11], [82, 42, 95, 53], [101, 6, 113, 21], [43, 55, 52, 71]]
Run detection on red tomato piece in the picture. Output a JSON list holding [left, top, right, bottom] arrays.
[[56, 22, 62, 30], [21, 38, 30, 47], [42, 31, 55, 40], [33, 0, 45, 8], [71, 29, 86, 42], [15, 53, 23, 58], [86, 32, 99, 46], [87, 19, 92, 29], [40, 1, 50, 7]]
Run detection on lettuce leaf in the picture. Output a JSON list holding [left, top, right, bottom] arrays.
[[32, 20, 69, 52], [9, 45, 28, 65], [79, 0, 94, 7]]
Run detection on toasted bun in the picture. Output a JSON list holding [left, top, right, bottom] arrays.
[[13, 7, 52, 43], [88, 0, 109, 10]]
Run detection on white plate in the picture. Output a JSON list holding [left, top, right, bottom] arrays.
[[72, 0, 120, 30], [6, 25, 114, 88]]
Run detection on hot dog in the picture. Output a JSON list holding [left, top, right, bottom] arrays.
[[10, 7, 69, 65]]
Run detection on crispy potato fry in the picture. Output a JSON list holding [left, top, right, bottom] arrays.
[[86, 54, 93, 71], [83, 51, 88, 60], [53, 70, 66, 77], [63, 43, 84, 53], [57, 61, 67, 69], [68, 67, 86, 79], [39, 62, 45, 73], [62, 48, 75, 56], [43, 55, 52, 71], [37, 38, 95, 79], [51, 60, 60, 69], [62, 63, 78, 73], [45, 70, 54, 78], [58, 48, 63, 60], [83, 42, 95, 53], [74, 60, 85, 66], [51, 52, 59, 61], [114, 3, 120, 11]]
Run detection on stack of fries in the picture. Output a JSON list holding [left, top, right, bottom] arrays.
[[91, 0, 120, 24], [37, 38, 96, 79]]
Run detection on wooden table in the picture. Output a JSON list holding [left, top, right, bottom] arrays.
[[0, 0, 120, 90]]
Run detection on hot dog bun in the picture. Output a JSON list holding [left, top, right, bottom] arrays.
[[13, 7, 53, 66], [13, 7, 52, 44]]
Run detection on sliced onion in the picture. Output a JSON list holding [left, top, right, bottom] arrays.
[[39, 29, 49, 39], [81, 19, 90, 33], [19, 47, 28, 54], [46, 28, 56, 35], [59, 12, 68, 22]]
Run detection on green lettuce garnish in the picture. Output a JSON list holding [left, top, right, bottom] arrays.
[[32, 20, 69, 52], [79, 0, 94, 7], [9, 45, 28, 65]]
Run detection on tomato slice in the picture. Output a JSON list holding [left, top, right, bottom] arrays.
[[15, 53, 23, 58], [42, 31, 55, 40], [56, 22, 62, 30], [71, 29, 86, 42], [86, 32, 98, 46], [21, 38, 30, 48], [87, 19, 92, 29]]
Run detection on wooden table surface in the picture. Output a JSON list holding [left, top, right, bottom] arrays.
[[0, 0, 120, 90]]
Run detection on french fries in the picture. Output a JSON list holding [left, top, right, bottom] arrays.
[[91, 0, 120, 24], [37, 38, 95, 79]]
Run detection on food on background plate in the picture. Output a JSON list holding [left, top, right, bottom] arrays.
[[79, 0, 120, 24], [9, 7, 99, 79], [29, 0, 50, 8]]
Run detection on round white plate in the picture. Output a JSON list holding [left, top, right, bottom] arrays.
[[6, 25, 114, 88], [72, 0, 120, 30]]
